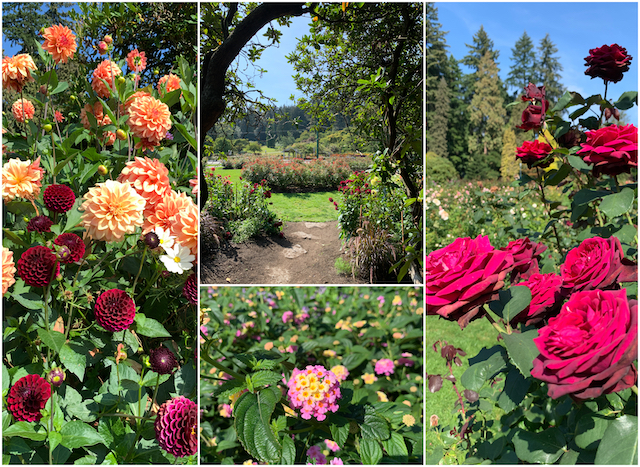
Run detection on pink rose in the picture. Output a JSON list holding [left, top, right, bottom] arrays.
[[500, 238, 547, 282], [511, 273, 563, 326], [531, 289, 637, 401], [560, 236, 637, 296], [426, 236, 514, 328], [584, 43, 632, 83], [576, 124, 638, 176], [515, 140, 553, 168]]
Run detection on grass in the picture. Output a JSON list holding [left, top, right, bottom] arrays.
[[217, 169, 340, 223]]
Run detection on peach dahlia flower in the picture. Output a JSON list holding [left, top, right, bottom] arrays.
[[42, 24, 77, 64], [157, 73, 181, 96], [126, 49, 147, 73], [3, 247, 16, 295], [79, 180, 146, 243], [2, 54, 37, 92], [91, 60, 122, 98], [117, 157, 171, 209], [11, 99, 35, 123], [124, 91, 152, 114], [170, 196, 198, 259], [142, 190, 192, 235], [2, 156, 44, 202], [127, 96, 171, 148]]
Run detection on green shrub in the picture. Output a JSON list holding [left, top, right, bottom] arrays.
[[426, 153, 459, 185]]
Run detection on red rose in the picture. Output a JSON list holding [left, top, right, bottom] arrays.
[[500, 238, 547, 282], [575, 124, 638, 176], [560, 236, 637, 296], [511, 273, 563, 326], [531, 289, 637, 401], [516, 100, 549, 132], [426, 236, 514, 328], [584, 43, 633, 83], [515, 140, 553, 168], [521, 82, 545, 102]]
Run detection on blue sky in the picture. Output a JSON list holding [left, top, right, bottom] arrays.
[[434, 2, 639, 123]]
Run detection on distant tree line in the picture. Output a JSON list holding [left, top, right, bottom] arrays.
[[426, 3, 565, 180]]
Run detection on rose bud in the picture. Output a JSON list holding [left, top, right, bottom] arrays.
[[47, 367, 66, 387], [604, 107, 613, 120]]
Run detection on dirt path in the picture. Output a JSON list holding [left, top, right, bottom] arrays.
[[200, 220, 367, 285]]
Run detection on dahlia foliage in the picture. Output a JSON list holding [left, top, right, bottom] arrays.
[[427, 42, 638, 464], [2, 10, 197, 464]]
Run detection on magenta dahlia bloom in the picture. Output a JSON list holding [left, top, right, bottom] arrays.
[[94, 289, 136, 332], [154, 396, 197, 457], [7, 374, 51, 422], [17, 246, 60, 287], [182, 272, 197, 305], [43, 184, 76, 213], [374, 358, 395, 376], [149, 347, 178, 375], [26, 215, 53, 233], [287, 365, 341, 421], [53, 233, 85, 263]]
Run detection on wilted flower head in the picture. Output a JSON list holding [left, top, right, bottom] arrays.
[[3, 247, 16, 295], [94, 288, 136, 332], [2, 54, 37, 92], [11, 98, 35, 123], [42, 24, 77, 64], [286, 365, 341, 421], [154, 396, 197, 457], [126, 48, 147, 73], [7, 374, 51, 422], [79, 180, 146, 243], [91, 59, 122, 98]]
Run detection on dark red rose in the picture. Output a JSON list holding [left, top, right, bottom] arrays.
[[560, 236, 637, 296], [54, 233, 85, 263], [557, 128, 583, 149], [531, 289, 637, 401], [43, 184, 75, 213], [17, 246, 60, 287], [149, 347, 178, 374], [182, 272, 197, 305], [516, 100, 549, 131], [500, 238, 547, 282], [575, 124, 638, 176], [94, 289, 136, 332], [521, 82, 545, 102], [155, 396, 197, 457], [7, 374, 51, 422], [511, 273, 563, 326], [515, 140, 554, 168], [426, 235, 514, 328], [584, 44, 633, 83], [264, 190, 272, 198], [27, 215, 53, 233]]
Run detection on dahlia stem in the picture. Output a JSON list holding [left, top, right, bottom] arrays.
[[49, 387, 55, 465], [50, 131, 56, 185], [151, 374, 161, 414], [136, 268, 163, 302], [137, 367, 144, 428], [132, 245, 148, 296]]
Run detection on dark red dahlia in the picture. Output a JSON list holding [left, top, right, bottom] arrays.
[[144, 232, 160, 249], [7, 374, 51, 422], [182, 272, 197, 305], [17, 246, 60, 287], [94, 289, 136, 332], [155, 396, 197, 457], [54, 233, 85, 263], [149, 347, 178, 374], [27, 215, 53, 233], [43, 184, 76, 213]]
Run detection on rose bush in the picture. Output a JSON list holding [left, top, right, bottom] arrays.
[[428, 42, 637, 465], [2, 7, 197, 464]]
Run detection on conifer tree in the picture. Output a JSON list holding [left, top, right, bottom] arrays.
[[445, 55, 470, 176], [536, 34, 565, 104], [500, 127, 520, 181], [427, 3, 449, 128], [506, 31, 536, 97], [430, 77, 450, 158], [462, 25, 499, 72]]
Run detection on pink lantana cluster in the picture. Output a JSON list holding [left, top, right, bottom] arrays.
[[287, 365, 341, 421], [375, 358, 395, 376]]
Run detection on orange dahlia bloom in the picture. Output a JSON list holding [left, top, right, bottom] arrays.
[[92, 60, 122, 98], [127, 96, 172, 148], [124, 91, 152, 114], [42, 24, 77, 64], [2, 54, 37, 92], [11, 99, 35, 123], [79, 179, 146, 243], [80, 101, 107, 130], [126, 49, 147, 73], [2, 247, 16, 295], [142, 189, 192, 234], [170, 196, 198, 258], [117, 156, 171, 209], [157, 73, 181, 96], [2, 156, 44, 202]]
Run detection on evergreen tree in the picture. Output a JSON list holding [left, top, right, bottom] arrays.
[[445, 55, 470, 176], [467, 51, 506, 179], [462, 25, 499, 72], [536, 34, 565, 104], [500, 127, 520, 181], [426, 3, 449, 129], [430, 77, 450, 158], [506, 31, 536, 97]]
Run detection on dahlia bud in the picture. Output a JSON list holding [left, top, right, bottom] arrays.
[[103, 34, 113, 45], [47, 367, 66, 387], [117, 76, 125, 85], [43, 124, 52, 132], [98, 41, 108, 55], [39, 85, 48, 96], [116, 129, 127, 140], [97, 165, 108, 176], [70, 95, 76, 101], [144, 232, 160, 249], [142, 355, 151, 368], [115, 343, 127, 364], [56, 245, 71, 262]]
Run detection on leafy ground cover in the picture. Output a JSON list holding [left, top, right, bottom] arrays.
[[200, 286, 424, 464]]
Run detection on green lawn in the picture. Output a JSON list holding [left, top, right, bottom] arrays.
[[217, 169, 340, 223]]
